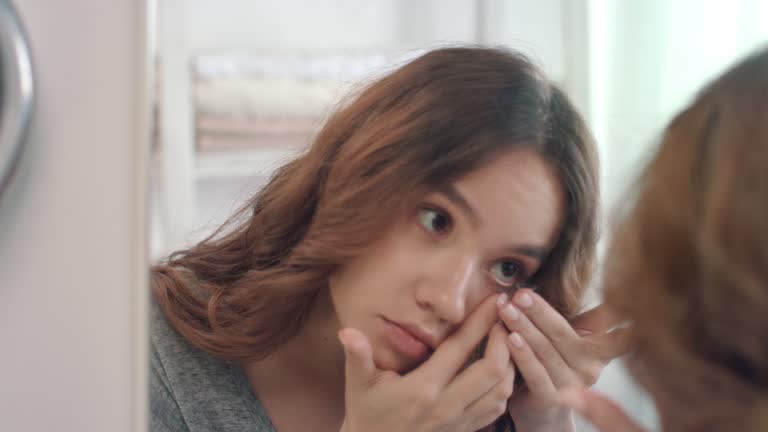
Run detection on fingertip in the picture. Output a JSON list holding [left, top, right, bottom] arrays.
[[338, 328, 362, 351], [337, 328, 349, 343], [507, 331, 525, 349], [496, 292, 509, 308], [513, 289, 534, 309]]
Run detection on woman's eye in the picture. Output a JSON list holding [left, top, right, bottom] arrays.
[[418, 208, 451, 234], [490, 260, 522, 288]]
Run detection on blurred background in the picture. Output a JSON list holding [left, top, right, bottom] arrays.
[[147, 2, 767, 430], [2, 1, 765, 430], [150, 0, 768, 263]]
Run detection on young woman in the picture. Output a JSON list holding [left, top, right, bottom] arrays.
[[151, 46, 619, 432], [559, 47, 768, 431]]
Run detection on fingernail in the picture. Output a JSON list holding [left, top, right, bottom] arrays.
[[509, 332, 524, 348], [557, 388, 586, 412], [497, 292, 508, 307], [502, 303, 519, 320], [515, 292, 533, 308]]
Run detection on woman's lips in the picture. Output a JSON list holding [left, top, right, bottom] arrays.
[[381, 318, 434, 360]]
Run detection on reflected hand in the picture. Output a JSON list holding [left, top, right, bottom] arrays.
[[558, 387, 646, 432]]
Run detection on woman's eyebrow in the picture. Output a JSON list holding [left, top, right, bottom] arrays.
[[510, 246, 549, 261], [438, 184, 481, 227]]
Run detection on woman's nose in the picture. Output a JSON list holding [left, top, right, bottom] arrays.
[[415, 254, 478, 324]]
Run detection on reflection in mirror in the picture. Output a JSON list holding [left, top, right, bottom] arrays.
[[148, 1, 768, 431]]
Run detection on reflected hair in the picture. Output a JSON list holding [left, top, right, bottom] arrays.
[[603, 47, 768, 431]]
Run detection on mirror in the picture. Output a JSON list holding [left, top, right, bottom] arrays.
[[0, 0, 34, 198], [147, 2, 768, 431]]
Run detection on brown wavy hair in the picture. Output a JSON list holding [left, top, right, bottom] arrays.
[[152, 46, 600, 429], [603, 47, 768, 431]]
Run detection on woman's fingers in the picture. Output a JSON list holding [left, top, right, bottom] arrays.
[[498, 294, 579, 387], [463, 363, 517, 431], [502, 290, 619, 387], [509, 290, 581, 347], [558, 388, 646, 432], [339, 328, 384, 392], [416, 295, 500, 389], [443, 323, 511, 407], [506, 331, 558, 401]]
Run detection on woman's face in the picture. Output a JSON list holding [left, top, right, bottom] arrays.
[[329, 148, 566, 372]]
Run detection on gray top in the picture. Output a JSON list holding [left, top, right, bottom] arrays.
[[150, 300, 277, 431]]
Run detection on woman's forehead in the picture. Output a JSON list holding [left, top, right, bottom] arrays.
[[447, 148, 566, 246]]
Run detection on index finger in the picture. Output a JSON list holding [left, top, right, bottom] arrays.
[[414, 294, 500, 388]]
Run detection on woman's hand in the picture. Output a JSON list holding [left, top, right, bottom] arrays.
[[497, 289, 629, 431], [339, 295, 516, 432], [558, 388, 646, 432]]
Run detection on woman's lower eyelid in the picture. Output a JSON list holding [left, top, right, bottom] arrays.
[[485, 269, 517, 289]]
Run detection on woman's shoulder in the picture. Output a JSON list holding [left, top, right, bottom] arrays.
[[149, 289, 275, 431], [149, 266, 219, 385], [149, 266, 214, 372]]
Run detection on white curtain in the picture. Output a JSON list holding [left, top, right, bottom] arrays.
[[587, 0, 768, 209]]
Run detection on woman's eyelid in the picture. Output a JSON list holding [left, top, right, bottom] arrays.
[[421, 203, 448, 216], [419, 198, 538, 284], [487, 269, 519, 289], [423, 195, 470, 226]]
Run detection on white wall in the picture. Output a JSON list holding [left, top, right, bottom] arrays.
[[589, 0, 768, 210], [0, 1, 148, 430], [485, 0, 566, 81], [180, 0, 565, 76], [184, 0, 399, 52]]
